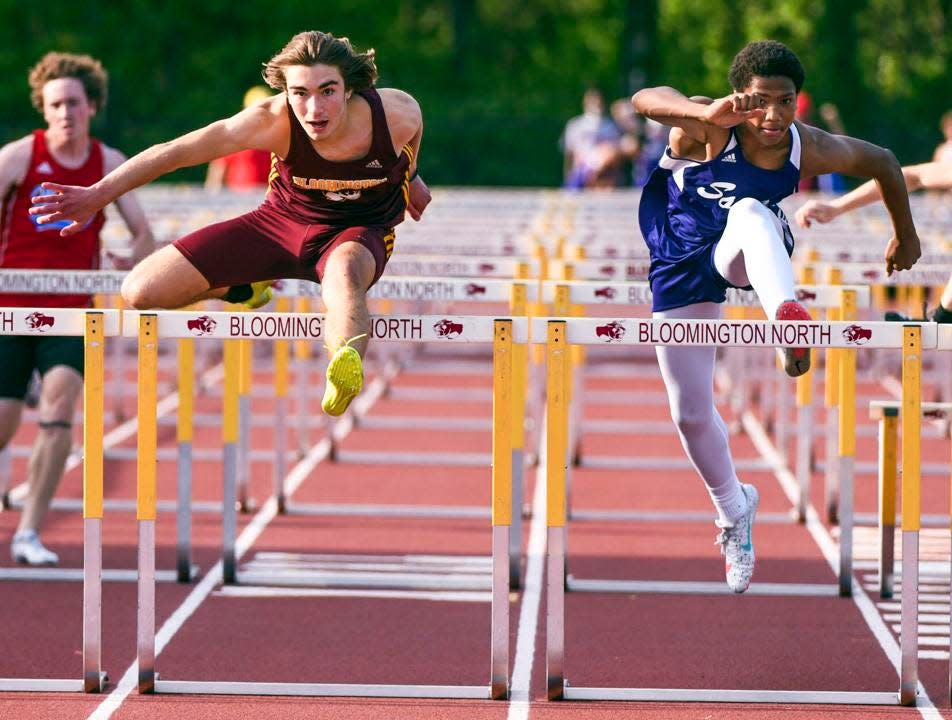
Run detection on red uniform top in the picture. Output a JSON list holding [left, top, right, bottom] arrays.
[[0, 130, 106, 307], [218, 149, 271, 190], [265, 88, 412, 227]]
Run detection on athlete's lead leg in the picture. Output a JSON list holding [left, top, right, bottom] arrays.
[[319, 241, 376, 415]]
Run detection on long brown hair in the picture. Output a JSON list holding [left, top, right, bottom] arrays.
[[28, 52, 108, 113], [262, 31, 377, 92]]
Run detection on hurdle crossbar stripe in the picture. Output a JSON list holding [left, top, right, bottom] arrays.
[[122, 310, 529, 343], [528, 317, 938, 349]]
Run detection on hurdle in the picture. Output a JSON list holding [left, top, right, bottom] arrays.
[[542, 316, 933, 705], [131, 310, 525, 699], [268, 276, 533, 588], [0, 308, 119, 693], [540, 279, 869, 540]]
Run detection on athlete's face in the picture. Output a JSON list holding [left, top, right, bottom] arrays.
[[285, 64, 352, 141], [41, 77, 95, 142], [741, 75, 797, 147]]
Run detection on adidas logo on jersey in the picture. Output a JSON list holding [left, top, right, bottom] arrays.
[[365, 159, 383, 169], [36, 161, 53, 174], [721, 153, 737, 163]]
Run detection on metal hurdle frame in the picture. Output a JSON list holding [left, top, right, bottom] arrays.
[[132, 310, 524, 699], [542, 316, 934, 706], [265, 277, 533, 589], [0, 309, 119, 693], [541, 279, 868, 590]]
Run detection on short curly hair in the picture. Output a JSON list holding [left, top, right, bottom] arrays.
[[262, 31, 377, 93], [728, 40, 804, 93], [28, 52, 108, 113]]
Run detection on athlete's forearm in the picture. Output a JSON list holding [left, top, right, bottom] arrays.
[[831, 164, 932, 215], [869, 152, 917, 236], [129, 227, 155, 264], [631, 87, 707, 125]]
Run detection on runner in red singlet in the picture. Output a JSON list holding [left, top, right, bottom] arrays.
[[0, 52, 154, 564], [32, 31, 432, 417]]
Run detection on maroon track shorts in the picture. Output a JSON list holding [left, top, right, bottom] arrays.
[[173, 205, 395, 289]]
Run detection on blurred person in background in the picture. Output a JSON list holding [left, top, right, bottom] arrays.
[[609, 97, 641, 187], [205, 85, 273, 192], [0, 51, 153, 565], [560, 88, 622, 189], [31, 31, 431, 418], [932, 110, 952, 163], [796, 159, 952, 324]]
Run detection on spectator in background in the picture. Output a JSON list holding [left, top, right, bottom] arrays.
[[560, 88, 622, 189], [932, 110, 952, 163], [205, 85, 274, 192], [816, 102, 847, 192], [610, 97, 641, 186], [0, 51, 154, 565], [796, 90, 817, 191]]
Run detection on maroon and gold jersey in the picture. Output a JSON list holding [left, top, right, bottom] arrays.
[[0, 130, 106, 307], [265, 88, 413, 226]]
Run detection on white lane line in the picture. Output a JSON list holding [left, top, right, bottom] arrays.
[[507, 414, 548, 720], [85, 435, 330, 720], [743, 410, 942, 720]]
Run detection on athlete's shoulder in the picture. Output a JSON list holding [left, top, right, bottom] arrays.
[[0, 134, 35, 186], [100, 143, 128, 173], [378, 88, 421, 124]]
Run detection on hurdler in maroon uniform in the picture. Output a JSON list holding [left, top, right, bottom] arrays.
[[174, 86, 412, 290], [32, 31, 431, 417]]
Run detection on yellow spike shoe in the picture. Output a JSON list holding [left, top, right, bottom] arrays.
[[321, 340, 364, 416], [245, 280, 274, 309]]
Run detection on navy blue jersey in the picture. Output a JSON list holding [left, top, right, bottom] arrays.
[[638, 124, 801, 311]]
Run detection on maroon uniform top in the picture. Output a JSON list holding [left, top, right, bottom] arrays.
[[265, 88, 412, 227], [0, 130, 106, 307]]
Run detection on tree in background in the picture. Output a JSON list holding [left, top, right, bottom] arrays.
[[0, 0, 948, 186]]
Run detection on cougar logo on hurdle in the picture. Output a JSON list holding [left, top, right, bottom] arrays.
[[842, 324, 872, 345], [187, 315, 217, 336], [594, 286, 617, 300], [25, 312, 55, 331], [465, 283, 486, 297], [433, 318, 464, 339], [795, 288, 817, 302], [595, 321, 626, 342]]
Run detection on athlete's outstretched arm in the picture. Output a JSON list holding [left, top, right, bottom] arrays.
[[797, 161, 952, 225], [30, 99, 288, 236], [798, 124, 921, 275], [632, 87, 764, 144]]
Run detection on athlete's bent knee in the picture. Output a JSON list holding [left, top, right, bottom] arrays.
[[121, 274, 153, 310], [728, 197, 771, 220]]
